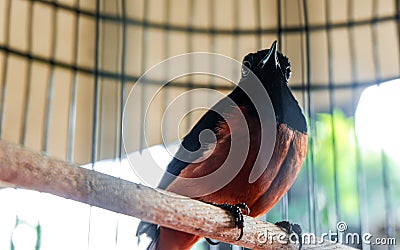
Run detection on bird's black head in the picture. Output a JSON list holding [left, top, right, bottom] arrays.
[[240, 41, 307, 133], [241, 41, 291, 89]]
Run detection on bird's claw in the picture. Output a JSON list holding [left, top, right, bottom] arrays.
[[205, 238, 220, 245], [234, 202, 250, 216], [275, 221, 302, 250], [206, 202, 248, 241]]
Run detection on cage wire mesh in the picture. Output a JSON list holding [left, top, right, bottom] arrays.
[[0, 0, 399, 249]]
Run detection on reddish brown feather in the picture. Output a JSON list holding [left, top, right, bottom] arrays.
[[156, 105, 307, 250]]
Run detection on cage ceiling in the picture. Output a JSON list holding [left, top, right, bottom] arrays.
[[0, 0, 399, 162]]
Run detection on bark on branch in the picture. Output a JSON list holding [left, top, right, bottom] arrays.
[[0, 140, 354, 249]]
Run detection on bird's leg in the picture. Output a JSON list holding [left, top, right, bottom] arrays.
[[275, 221, 302, 250], [205, 202, 249, 241]]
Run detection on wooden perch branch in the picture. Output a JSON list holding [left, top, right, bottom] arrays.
[[0, 140, 354, 249]]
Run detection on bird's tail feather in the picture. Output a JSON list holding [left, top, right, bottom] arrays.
[[136, 221, 160, 250], [146, 230, 159, 250]]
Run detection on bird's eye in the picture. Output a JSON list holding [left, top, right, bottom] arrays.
[[242, 60, 251, 77]]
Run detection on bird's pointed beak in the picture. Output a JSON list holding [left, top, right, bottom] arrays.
[[255, 40, 279, 71]]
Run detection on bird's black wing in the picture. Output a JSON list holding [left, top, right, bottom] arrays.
[[157, 95, 231, 189], [157, 84, 254, 189], [136, 94, 235, 246]]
